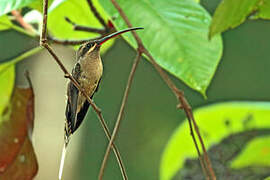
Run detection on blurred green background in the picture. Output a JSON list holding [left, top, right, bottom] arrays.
[[9, 0, 270, 179]]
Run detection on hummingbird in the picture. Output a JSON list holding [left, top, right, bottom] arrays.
[[58, 27, 143, 180]]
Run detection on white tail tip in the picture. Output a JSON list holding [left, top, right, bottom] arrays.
[[59, 145, 67, 180]]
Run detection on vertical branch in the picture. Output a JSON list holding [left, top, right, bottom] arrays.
[[99, 51, 142, 180], [40, 0, 48, 44], [40, 0, 128, 179]]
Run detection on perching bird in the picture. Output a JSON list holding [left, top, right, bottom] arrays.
[[59, 27, 143, 180]]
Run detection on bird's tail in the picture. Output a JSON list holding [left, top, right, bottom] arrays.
[[59, 128, 71, 180], [58, 143, 67, 180]]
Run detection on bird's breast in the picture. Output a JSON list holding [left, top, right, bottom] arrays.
[[78, 57, 103, 97]]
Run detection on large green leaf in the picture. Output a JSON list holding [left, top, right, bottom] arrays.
[[209, 0, 259, 38], [160, 102, 270, 180], [47, 0, 114, 53], [0, 0, 37, 16], [210, 0, 270, 38], [0, 65, 14, 123], [99, 0, 223, 95]]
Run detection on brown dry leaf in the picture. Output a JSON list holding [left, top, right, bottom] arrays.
[[0, 137, 38, 180], [0, 77, 38, 179]]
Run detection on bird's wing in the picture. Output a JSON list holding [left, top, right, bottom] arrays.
[[73, 100, 90, 132], [65, 63, 81, 136], [73, 78, 101, 132]]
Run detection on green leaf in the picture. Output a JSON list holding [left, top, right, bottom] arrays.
[[47, 0, 114, 53], [160, 102, 270, 180], [99, 0, 223, 95], [0, 30, 39, 64], [231, 136, 270, 168], [0, 47, 42, 75], [265, 177, 270, 180], [0, 15, 12, 31], [254, 0, 270, 19], [176, 129, 270, 179], [0, 65, 14, 123], [209, 0, 270, 38], [28, 0, 56, 12], [0, 0, 37, 16]]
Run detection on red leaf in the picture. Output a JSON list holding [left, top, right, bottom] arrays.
[[1, 137, 38, 179], [0, 76, 38, 179]]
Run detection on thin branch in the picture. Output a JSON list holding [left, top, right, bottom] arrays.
[[185, 107, 209, 179], [143, 50, 212, 179], [99, 0, 217, 179], [99, 51, 142, 180], [110, 1, 144, 47], [86, 0, 109, 30], [40, 0, 128, 179], [47, 35, 100, 45], [64, 17, 107, 34], [143, 34, 215, 180], [43, 43, 128, 180]]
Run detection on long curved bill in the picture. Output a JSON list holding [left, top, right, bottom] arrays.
[[96, 27, 143, 46]]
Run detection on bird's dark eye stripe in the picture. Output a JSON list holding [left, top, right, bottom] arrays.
[[81, 46, 89, 56], [80, 43, 93, 57], [87, 43, 93, 48]]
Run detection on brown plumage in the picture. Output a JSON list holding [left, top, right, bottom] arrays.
[[65, 41, 103, 146], [59, 27, 143, 180], [64, 27, 143, 146]]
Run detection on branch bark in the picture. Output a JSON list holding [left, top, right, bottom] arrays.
[[64, 17, 107, 34], [40, 0, 128, 179], [99, 51, 142, 180], [86, 0, 109, 30]]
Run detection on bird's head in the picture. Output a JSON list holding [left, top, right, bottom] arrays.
[[77, 27, 143, 59]]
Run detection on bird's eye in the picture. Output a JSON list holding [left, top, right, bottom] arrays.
[[86, 43, 93, 48]]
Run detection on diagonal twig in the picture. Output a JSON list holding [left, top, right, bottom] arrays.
[[99, 50, 142, 180], [98, 0, 216, 179], [64, 17, 107, 34], [86, 0, 109, 30], [40, 0, 128, 179]]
